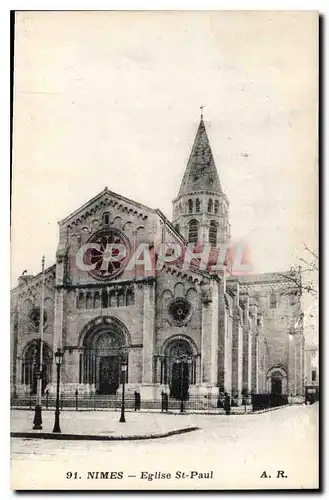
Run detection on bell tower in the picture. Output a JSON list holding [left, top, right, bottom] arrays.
[[172, 112, 230, 247]]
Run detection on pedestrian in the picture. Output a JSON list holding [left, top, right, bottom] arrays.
[[217, 396, 223, 409], [164, 392, 169, 411], [223, 393, 231, 415], [134, 391, 141, 411]]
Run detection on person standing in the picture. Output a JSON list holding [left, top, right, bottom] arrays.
[[224, 393, 231, 415]]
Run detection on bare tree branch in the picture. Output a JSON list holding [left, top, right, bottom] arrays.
[[303, 241, 318, 260]]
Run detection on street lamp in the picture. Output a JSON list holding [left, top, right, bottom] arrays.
[[52, 348, 64, 433], [33, 255, 46, 430], [119, 354, 128, 423]]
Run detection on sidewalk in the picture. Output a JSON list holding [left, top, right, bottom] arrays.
[[10, 409, 199, 441]]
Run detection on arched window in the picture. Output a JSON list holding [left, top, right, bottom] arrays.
[[188, 220, 199, 243], [126, 288, 134, 306], [78, 292, 85, 310], [196, 198, 201, 212], [188, 199, 193, 213], [208, 199, 213, 212], [107, 291, 115, 307], [86, 292, 92, 310], [93, 291, 101, 309], [102, 212, 110, 226], [209, 221, 218, 245], [214, 200, 219, 214], [21, 340, 52, 394], [101, 290, 108, 309], [118, 289, 125, 307], [270, 292, 277, 309]]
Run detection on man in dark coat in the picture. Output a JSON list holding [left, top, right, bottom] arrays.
[[134, 391, 141, 411], [223, 393, 231, 415]]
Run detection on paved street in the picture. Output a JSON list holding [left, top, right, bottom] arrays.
[[11, 408, 197, 438], [11, 404, 318, 490]]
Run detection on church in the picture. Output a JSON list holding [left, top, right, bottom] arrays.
[[10, 116, 305, 405]]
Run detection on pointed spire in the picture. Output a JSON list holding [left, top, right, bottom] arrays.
[[178, 115, 223, 198]]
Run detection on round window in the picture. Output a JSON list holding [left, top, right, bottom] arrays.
[[168, 297, 192, 326], [84, 228, 130, 281], [29, 308, 47, 330]]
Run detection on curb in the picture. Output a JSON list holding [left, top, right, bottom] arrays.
[[252, 404, 291, 414], [10, 426, 199, 442], [10, 406, 293, 415], [11, 407, 251, 415]]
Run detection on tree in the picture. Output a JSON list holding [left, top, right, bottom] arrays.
[[278, 242, 318, 297]]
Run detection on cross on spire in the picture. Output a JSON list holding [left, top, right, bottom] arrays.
[[200, 105, 205, 119]]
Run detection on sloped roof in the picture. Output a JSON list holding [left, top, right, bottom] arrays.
[[178, 118, 223, 197]]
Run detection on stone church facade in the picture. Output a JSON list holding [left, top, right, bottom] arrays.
[[10, 117, 305, 403]]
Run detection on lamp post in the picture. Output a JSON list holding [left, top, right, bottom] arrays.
[[119, 355, 128, 423], [52, 348, 64, 433], [33, 255, 46, 430]]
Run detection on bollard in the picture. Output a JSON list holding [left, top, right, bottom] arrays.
[[161, 392, 169, 412], [75, 389, 78, 411], [46, 389, 49, 409]]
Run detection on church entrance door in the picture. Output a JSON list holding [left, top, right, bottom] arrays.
[[99, 356, 120, 395], [81, 318, 129, 395], [171, 361, 189, 400], [271, 377, 282, 395]]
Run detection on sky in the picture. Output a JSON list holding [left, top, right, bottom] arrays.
[[11, 11, 318, 341]]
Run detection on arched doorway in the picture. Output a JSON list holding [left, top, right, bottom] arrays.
[[80, 317, 130, 395], [271, 372, 282, 395], [21, 339, 53, 394], [163, 337, 197, 400], [266, 366, 288, 395]]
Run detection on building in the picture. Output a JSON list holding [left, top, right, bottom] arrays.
[[10, 116, 305, 404], [304, 344, 319, 403]]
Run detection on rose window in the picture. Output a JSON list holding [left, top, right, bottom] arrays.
[[168, 297, 192, 326], [84, 229, 130, 281], [29, 308, 47, 330]]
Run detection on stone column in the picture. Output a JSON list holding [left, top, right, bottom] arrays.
[[200, 281, 219, 394], [217, 276, 226, 392], [49, 250, 65, 395], [251, 333, 259, 393], [249, 304, 257, 394], [201, 298, 211, 385], [224, 313, 233, 394], [141, 279, 156, 399], [288, 333, 296, 397], [231, 283, 243, 399], [299, 335, 305, 396], [242, 297, 252, 396], [201, 221, 210, 245], [295, 333, 304, 398], [62, 348, 81, 394]]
